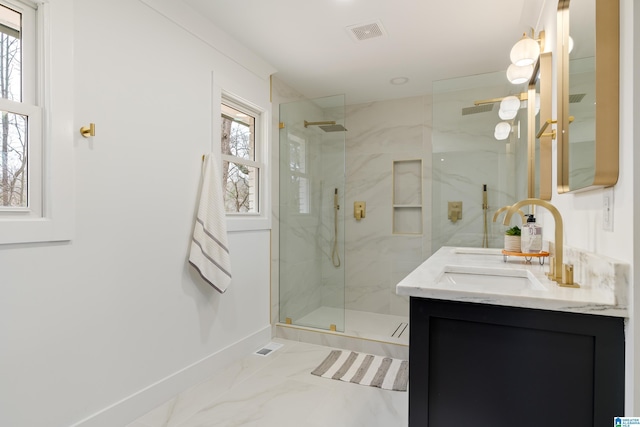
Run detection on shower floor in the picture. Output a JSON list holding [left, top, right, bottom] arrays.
[[295, 306, 409, 346]]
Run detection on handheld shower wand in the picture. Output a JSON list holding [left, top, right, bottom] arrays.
[[482, 184, 489, 248], [331, 188, 341, 268]]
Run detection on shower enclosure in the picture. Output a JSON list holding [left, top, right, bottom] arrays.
[[278, 94, 346, 332]]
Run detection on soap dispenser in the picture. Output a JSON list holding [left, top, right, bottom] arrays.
[[521, 214, 542, 253]]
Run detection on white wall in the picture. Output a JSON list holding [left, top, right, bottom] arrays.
[[0, 1, 274, 426]]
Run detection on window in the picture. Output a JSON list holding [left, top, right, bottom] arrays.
[[220, 98, 262, 214], [0, 0, 41, 215], [287, 132, 309, 214], [0, 0, 74, 245]]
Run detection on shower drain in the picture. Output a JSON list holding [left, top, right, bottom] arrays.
[[392, 322, 409, 338]]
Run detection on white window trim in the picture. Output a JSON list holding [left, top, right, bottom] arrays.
[[0, 0, 74, 245], [220, 91, 270, 232]]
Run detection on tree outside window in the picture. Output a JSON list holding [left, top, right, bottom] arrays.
[[221, 101, 259, 213], [0, 4, 26, 208]]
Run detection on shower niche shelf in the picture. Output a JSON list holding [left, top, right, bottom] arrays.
[[392, 159, 423, 235]]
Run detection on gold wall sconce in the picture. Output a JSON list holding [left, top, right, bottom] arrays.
[[80, 123, 95, 138], [510, 30, 545, 67], [507, 30, 545, 84]]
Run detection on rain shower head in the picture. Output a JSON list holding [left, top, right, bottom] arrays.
[[304, 120, 347, 132], [319, 124, 347, 132]]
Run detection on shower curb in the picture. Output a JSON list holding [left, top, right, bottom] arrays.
[[275, 323, 409, 360]]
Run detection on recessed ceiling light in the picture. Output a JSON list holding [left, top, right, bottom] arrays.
[[390, 77, 409, 85]]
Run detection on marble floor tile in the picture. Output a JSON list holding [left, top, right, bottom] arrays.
[[129, 339, 408, 427], [132, 348, 282, 427]]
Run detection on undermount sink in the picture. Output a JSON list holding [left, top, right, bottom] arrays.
[[436, 265, 547, 292], [454, 247, 503, 255]]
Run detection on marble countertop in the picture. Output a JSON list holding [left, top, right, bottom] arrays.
[[396, 246, 627, 317]]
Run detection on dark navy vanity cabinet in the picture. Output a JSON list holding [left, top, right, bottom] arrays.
[[409, 298, 625, 427]]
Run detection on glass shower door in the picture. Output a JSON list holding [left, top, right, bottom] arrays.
[[279, 95, 346, 332]]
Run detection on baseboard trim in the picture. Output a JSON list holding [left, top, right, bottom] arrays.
[[69, 325, 271, 427]]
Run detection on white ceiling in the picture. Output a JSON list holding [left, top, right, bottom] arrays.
[[183, 0, 547, 104]]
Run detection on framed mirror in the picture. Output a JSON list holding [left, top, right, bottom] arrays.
[[557, 0, 619, 193]]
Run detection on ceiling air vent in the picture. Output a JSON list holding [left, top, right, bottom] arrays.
[[462, 104, 494, 116], [346, 20, 387, 42], [569, 93, 587, 103]]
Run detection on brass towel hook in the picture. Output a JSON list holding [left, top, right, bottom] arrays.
[[80, 123, 95, 138]]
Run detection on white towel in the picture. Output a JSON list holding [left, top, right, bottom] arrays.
[[189, 153, 232, 293]]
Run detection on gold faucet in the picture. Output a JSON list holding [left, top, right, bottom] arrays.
[[492, 205, 526, 224], [503, 198, 571, 286]]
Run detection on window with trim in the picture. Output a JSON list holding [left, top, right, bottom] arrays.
[[0, 0, 41, 217], [220, 98, 262, 214], [0, 0, 74, 245], [287, 132, 309, 214]]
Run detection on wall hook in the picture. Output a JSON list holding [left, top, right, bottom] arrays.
[[80, 123, 95, 138]]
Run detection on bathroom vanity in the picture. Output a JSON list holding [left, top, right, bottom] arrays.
[[396, 247, 627, 427]]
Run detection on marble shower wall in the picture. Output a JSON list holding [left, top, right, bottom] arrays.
[[344, 96, 432, 317]]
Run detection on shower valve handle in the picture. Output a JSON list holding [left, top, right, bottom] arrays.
[[354, 201, 366, 221]]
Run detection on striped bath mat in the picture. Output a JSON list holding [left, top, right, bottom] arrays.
[[311, 350, 408, 391]]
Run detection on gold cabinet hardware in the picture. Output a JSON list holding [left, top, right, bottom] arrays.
[[80, 123, 95, 138], [330, 324, 337, 331], [279, 122, 285, 129]]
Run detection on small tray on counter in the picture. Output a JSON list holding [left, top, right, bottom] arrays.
[[502, 250, 550, 265]]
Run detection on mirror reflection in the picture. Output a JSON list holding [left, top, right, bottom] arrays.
[[567, 0, 596, 190], [431, 71, 532, 251], [568, 57, 596, 189], [557, 0, 619, 192], [532, 52, 553, 200]]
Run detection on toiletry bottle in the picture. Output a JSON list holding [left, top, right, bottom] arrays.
[[521, 214, 542, 253]]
